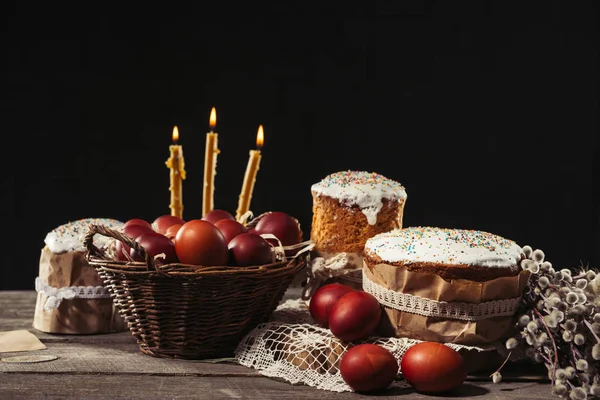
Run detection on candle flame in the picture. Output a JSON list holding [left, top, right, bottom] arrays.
[[209, 107, 217, 130], [256, 125, 264, 149], [172, 125, 179, 142]]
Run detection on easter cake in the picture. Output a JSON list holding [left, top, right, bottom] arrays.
[[33, 218, 126, 334], [362, 226, 529, 345], [308, 171, 407, 290]]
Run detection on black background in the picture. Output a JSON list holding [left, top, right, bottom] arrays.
[[3, 2, 598, 290]]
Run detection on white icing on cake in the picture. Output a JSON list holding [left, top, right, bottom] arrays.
[[365, 226, 523, 269], [44, 218, 124, 253], [311, 171, 407, 225]]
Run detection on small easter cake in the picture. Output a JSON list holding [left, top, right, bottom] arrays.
[[33, 218, 126, 334]]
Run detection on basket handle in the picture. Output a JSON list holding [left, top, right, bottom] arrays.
[[83, 224, 160, 273]]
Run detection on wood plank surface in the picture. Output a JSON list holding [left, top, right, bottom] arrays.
[[0, 368, 551, 398], [0, 374, 552, 400], [0, 290, 552, 399], [0, 342, 248, 375]]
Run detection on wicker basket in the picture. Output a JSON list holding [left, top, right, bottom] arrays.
[[84, 221, 309, 360]]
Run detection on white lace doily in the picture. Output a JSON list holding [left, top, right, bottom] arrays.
[[235, 298, 495, 393]]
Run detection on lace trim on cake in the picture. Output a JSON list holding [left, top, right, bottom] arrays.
[[362, 271, 521, 321], [35, 277, 112, 311]]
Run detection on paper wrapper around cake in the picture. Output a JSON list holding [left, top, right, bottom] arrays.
[[363, 262, 530, 346], [33, 246, 125, 334]]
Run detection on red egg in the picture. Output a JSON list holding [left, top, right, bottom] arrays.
[[215, 219, 248, 245], [115, 241, 131, 261], [329, 291, 381, 342], [123, 218, 153, 230], [164, 223, 183, 241], [202, 209, 235, 224], [124, 223, 154, 238], [175, 219, 228, 266], [130, 231, 178, 265], [400, 342, 466, 394], [228, 233, 273, 267], [253, 211, 303, 247], [340, 344, 399, 392], [152, 215, 185, 234], [309, 283, 355, 328], [116, 223, 155, 261]]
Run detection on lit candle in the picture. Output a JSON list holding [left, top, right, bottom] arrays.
[[236, 125, 264, 222], [202, 107, 220, 216], [165, 126, 186, 218]]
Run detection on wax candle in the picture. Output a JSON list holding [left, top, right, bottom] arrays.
[[202, 107, 220, 216], [236, 125, 264, 222], [165, 126, 186, 218]]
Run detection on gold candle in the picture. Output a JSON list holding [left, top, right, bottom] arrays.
[[165, 126, 186, 218], [202, 107, 220, 216], [236, 125, 264, 221]]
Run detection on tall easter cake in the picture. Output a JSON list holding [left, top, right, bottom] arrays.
[[363, 226, 528, 345], [33, 218, 127, 334], [307, 171, 407, 291]]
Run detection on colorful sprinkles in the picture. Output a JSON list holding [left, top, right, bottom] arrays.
[[365, 226, 523, 268], [311, 170, 407, 225], [312, 170, 405, 198], [44, 218, 124, 253]]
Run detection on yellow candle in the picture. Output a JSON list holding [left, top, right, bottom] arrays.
[[202, 107, 220, 216], [236, 125, 264, 221], [165, 126, 186, 218]]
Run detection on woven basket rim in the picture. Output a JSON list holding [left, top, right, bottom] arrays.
[[84, 218, 312, 277], [88, 256, 302, 276]]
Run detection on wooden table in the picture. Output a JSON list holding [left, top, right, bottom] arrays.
[[1, 290, 552, 399]]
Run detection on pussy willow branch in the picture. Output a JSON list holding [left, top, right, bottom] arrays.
[[533, 308, 559, 378], [583, 319, 600, 343], [489, 351, 512, 378]]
